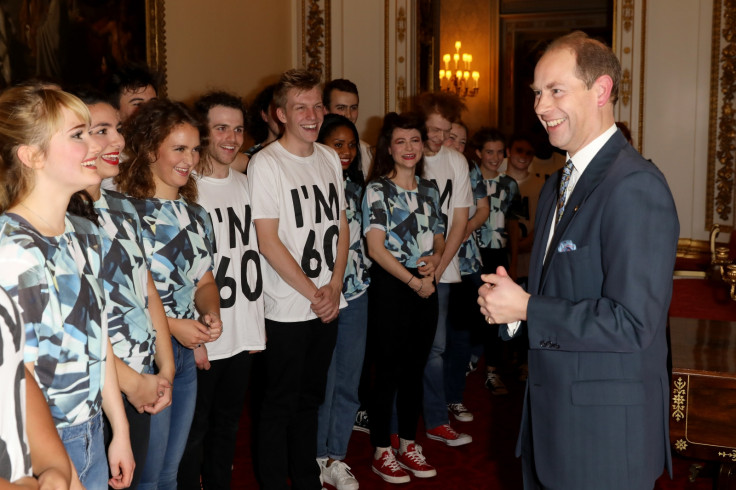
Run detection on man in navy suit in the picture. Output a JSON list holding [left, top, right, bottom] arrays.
[[478, 31, 679, 489]]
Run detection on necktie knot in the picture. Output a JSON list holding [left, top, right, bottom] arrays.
[[556, 159, 573, 224]]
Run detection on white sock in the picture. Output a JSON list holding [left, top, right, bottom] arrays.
[[375, 447, 389, 459], [399, 438, 414, 454]]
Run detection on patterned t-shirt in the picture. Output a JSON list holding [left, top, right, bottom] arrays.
[[95, 189, 155, 374], [458, 164, 488, 275], [133, 198, 214, 320], [343, 174, 370, 300], [0, 287, 31, 482], [476, 173, 520, 249], [0, 214, 108, 428], [363, 176, 445, 268]]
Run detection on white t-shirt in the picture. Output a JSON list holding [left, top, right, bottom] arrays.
[[0, 289, 31, 482], [248, 141, 348, 322], [423, 145, 473, 283], [196, 169, 266, 358]]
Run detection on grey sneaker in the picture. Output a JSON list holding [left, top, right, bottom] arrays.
[[353, 410, 370, 434], [485, 371, 508, 395], [448, 402, 474, 422]]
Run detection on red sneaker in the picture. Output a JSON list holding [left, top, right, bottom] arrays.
[[426, 423, 472, 446], [397, 443, 437, 478], [372, 448, 410, 484]]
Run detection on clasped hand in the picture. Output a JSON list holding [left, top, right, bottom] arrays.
[[311, 282, 341, 323], [477, 266, 530, 324]]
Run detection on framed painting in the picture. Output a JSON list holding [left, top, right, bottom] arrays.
[[0, 0, 166, 93]]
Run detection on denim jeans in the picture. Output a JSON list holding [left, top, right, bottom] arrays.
[[139, 337, 197, 490], [422, 282, 454, 429], [58, 411, 107, 489], [444, 273, 481, 403], [317, 292, 368, 460]]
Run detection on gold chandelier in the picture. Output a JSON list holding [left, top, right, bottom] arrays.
[[439, 41, 479, 97]]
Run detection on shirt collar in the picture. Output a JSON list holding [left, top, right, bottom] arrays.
[[566, 124, 618, 175]]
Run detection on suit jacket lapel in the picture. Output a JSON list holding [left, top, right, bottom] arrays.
[[538, 131, 627, 290], [528, 180, 556, 295]]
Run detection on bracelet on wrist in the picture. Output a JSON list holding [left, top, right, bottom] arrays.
[[406, 275, 415, 285]]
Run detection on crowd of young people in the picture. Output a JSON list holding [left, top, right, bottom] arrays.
[[0, 64, 549, 490]]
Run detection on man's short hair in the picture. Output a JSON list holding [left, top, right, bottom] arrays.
[[507, 133, 535, 150], [323, 79, 359, 107], [106, 64, 159, 108], [273, 69, 322, 111], [411, 92, 466, 124], [470, 127, 506, 152], [193, 91, 246, 122], [546, 31, 621, 106]]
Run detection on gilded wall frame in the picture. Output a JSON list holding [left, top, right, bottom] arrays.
[[0, 0, 166, 94], [146, 0, 168, 96], [706, 0, 736, 232]]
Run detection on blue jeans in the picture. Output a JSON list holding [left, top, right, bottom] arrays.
[[317, 292, 368, 460], [139, 338, 197, 490], [58, 411, 107, 489], [422, 282, 453, 429], [444, 273, 481, 403]]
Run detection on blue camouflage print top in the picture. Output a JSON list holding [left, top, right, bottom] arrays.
[[458, 164, 487, 275], [0, 213, 108, 428], [133, 197, 214, 320], [343, 174, 370, 299], [476, 173, 520, 249], [362, 176, 445, 267], [95, 189, 155, 374]]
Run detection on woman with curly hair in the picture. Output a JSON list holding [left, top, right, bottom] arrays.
[[116, 98, 223, 490]]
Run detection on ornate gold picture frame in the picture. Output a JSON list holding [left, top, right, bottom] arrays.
[[0, 0, 166, 93], [146, 0, 167, 96], [706, 0, 736, 231]]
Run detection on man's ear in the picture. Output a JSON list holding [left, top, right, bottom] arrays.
[[16, 145, 41, 169], [276, 106, 287, 124], [476, 149, 482, 160], [594, 75, 614, 107]]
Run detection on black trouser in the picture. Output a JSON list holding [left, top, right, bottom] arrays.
[[256, 318, 337, 490], [367, 264, 437, 448], [104, 394, 150, 490], [178, 350, 253, 489]]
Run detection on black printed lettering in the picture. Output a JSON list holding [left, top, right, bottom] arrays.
[[291, 188, 304, 228], [227, 205, 251, 248], [313, 183, 339, 223]]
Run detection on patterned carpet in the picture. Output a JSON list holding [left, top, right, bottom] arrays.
[[230, 360, 715, 489]]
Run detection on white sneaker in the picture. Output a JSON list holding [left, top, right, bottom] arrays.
[[322, 459, 359, 490]]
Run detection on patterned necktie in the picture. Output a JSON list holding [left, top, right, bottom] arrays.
[[556, 159, 573, 224]]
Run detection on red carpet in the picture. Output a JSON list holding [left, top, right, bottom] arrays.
[[231, 364, 714, 489]]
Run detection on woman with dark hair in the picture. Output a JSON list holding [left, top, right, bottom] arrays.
[[72, 87, 176, 488], [315, 114, 369, 489], [363, 112, 444, 484], [116, 98, 223, 490], [230, 83, 283, 173], [0, 85, 135, 489]]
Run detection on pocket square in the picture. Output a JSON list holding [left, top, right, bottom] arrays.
[[557, 240, 577, 253]]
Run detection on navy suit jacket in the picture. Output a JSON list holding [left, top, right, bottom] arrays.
[[515, 130, 679, 489]]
